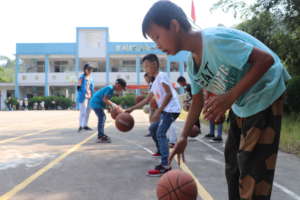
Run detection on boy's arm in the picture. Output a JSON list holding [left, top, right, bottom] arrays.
[[203, 47, 274, 121], [77, 77, 83, 91], [156, 83, 172, 113], [126, 93, 154, 113], [169, 92, 204, 164], [150, 83, 173, 122], [103, 96, 116, 108]]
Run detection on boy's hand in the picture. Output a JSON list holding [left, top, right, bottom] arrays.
[[112, 105, 123, 113], [125, 107, 134, 113], [203, 92, 235, 122], [169, 136, 187, 166], [111, 103, 117, 108]]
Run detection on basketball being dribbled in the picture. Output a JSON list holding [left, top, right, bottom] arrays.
[[189, 125, 200, 138], [157, 169, 198, 200], [110, 106, 123, 120], [115, 112, 134, 132]]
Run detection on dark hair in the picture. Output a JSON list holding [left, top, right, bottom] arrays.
[[177, 76, 186, 83], [83, 64, 93, 75], [142, 53, 159, 67], [142, 1, 191, 38], [116, 78, 127, 88]]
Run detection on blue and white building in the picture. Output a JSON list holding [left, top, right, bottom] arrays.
[[1, 27, 190, 109]]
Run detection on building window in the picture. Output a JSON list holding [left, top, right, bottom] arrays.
[[122, 60, 135, 66], [50, 60, 75, 72], [20, 59, 45, 73], [79, 59, 106, 72], [110, 58, 136, 72], [171, 62, 179, 72]]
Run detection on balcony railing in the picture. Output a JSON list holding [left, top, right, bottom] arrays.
[[17, 72, 188, 86]]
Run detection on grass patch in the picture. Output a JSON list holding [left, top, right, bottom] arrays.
[[179, 110, 300, 156], [280, 114, 300, 156]]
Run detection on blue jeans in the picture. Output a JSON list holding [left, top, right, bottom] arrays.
[[149, 111, 180, 166], [209, 120, 223, 137], [93, 108, 106, 138]]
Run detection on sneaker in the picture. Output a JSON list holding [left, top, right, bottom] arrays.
[[147, 164, 171, 177], [204, 133, 214, 138], [144, 133, 152, 137], [169, 143, 175, 148], [210, 136, 223, 143], [97, 135, 111, 143], [83, 126, 93, 131], [152, 152, 161, 158], [78, 127, 83, 132]]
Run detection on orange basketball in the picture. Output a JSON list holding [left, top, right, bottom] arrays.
[[189, 125, 200, 138], [115, 112, 134, 132], [135, 95, 145, 104], [150, 98, 158, 109], [110, 106, 123, 120], [157, 169, 198, 200]]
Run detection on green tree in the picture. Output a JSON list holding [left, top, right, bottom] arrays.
[[0, 56, 15, 83], [212, 0, 300, 76]]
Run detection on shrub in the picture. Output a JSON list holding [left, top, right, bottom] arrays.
[[111, 94, 136, 108], [286, 76, 300, 113], [28, 96, 74, 110]]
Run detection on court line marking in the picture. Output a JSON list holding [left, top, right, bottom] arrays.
[[0, 113, 71, 130], [177, 158, 214, 200], [0, 123, 112, 200], [0, 128, 55, 144], [195, 138, 300, 200], [112, 134, 214, 200], [0, 118, 106, 145]]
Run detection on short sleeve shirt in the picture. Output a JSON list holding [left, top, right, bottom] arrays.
[[188, 27, 291, 117], [151, 72, 181, 113]]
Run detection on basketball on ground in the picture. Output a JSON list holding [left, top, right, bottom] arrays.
[[156, 169, 198, 200], [189, 125, 200, 138], [115, 112, 134, 132]]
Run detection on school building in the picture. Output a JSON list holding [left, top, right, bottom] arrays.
[[0, 27, 190, 110]]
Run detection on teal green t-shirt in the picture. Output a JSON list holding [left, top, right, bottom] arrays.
[[188, 27, 291, 117], [90, 85, 114, 109]]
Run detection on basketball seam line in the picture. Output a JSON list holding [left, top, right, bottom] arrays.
[[176, 175, 197, 198], [159, 177, 195, 199], [177, 179, 197, 198], [167, 175, 180, 200], [157, 183, 172, 199]]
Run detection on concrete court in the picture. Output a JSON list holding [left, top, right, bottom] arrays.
[[0, 110, 299, 200]]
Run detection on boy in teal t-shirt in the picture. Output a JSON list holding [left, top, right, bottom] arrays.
[[90, 78, 127, 143], [142, 1, 290, 200]]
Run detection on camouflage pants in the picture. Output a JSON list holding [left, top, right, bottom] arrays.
[[225, 95, 284, 200]]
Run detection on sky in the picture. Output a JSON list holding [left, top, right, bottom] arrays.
[[0, 0, 242, 58]]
